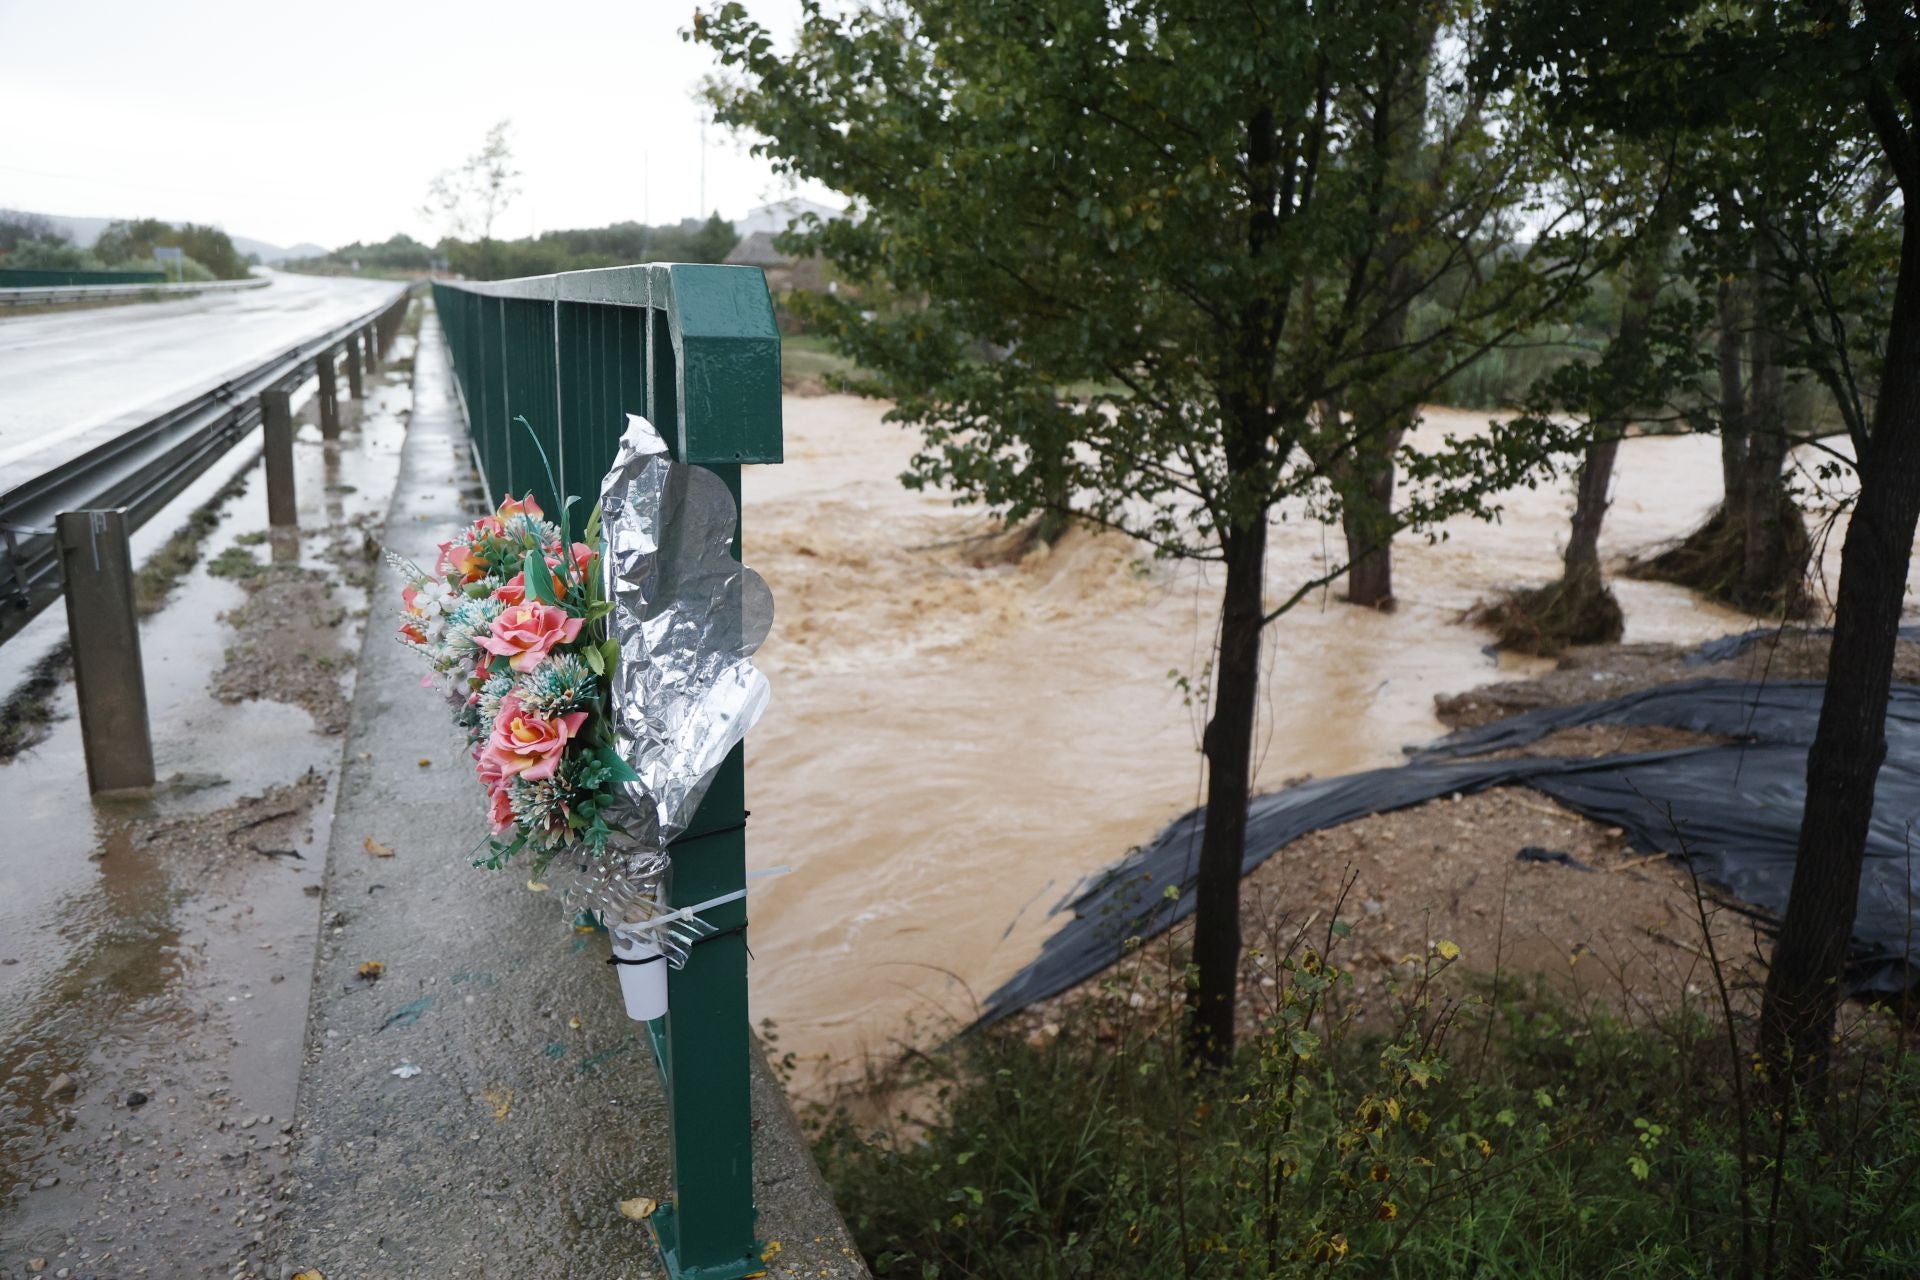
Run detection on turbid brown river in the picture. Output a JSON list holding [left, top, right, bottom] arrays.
[[743, 398, 1846, 1095]]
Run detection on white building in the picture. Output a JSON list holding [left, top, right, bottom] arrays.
[[732, 198, 843, 239]]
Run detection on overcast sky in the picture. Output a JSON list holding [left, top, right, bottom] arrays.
[[0, 0, 836, 250]]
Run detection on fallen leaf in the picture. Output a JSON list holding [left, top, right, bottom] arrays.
[[416, 758, 432, 768], [390, 1063, 422, 1079], [617, 1196, 658, 1221], [526, 879, 549, 893], [568, 1017, 582, 1030], [379, 996, 434, 1031], [485, 1086, 514, 1121], [363, 837, 395, 859], [293, 1270, 325, 1280], [356, 961, 384, 981], [761, 1239, 784, 1262]]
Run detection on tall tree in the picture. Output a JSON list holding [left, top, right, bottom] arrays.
[[698, 0, 1618, 1061], [1492, 0, 1920, 1092], [423, 120, 521, 280]]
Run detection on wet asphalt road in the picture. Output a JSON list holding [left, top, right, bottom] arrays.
[[0, 270, 394, 477]]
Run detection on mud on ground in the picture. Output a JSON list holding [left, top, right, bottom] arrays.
[[1001, 632, 1898, 1054]]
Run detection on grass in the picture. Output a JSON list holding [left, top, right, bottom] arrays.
[[810, 907, 1920, 1279], [782, 332, 863, 389]]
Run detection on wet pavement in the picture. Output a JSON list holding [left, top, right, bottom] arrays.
[[0, 320, 418, 1279]]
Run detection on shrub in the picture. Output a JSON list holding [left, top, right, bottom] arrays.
[[812, 914, 1920, 1278]]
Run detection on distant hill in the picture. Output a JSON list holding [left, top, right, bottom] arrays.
[[7, 210, 322, 264]]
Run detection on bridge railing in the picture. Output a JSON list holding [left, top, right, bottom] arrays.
[[431, 263, 782, 1280]]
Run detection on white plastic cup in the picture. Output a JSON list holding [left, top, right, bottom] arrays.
[[611, 926, 668, 1022]]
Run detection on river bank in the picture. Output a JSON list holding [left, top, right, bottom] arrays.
[[743, 395, 1826, 1097]]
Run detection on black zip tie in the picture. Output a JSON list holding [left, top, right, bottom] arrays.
[[607, 951, 664, 968], [667, 811, 751, 847]]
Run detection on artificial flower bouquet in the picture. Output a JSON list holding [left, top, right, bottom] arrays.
[[394, 490, 637, 871]]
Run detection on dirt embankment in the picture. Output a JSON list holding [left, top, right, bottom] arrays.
[[1009, 628, 1920, 1050]]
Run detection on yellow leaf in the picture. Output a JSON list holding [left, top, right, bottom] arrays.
[[356, 961, 384, 981], [1435, 939, 1461, 961], [526, 879, 549, 893], [485, 1086, 514, 1122], [293, 1272, 325, 1280], [761, 1240, 783, 1262], [618, 1196, 658, 1222], [363, 837, 395, 858], [416, 758, 432, 768]]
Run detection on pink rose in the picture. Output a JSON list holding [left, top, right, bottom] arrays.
[[494, 572, 529, 607], [484, 695, 588, 782], [497, 493, 544, 522], [436, 538, 488, 584], [473, 602, 583, 673], [488, 782, 516, 833]]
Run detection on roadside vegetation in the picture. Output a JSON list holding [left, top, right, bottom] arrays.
[[0, 210, 251, 280], [288, 120, 740, 281], [812, 904, 1920, 1279]]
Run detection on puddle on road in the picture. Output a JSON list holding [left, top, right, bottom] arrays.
[[0, 322, 418, 1279], [744, 400, 1772, 1095]]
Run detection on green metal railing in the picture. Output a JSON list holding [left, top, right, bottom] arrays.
[[433, 264, 782, 1280]]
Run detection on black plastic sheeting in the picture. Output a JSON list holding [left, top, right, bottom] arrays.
[[1684, 624, 1920, 666], [979, 679, 1920, 1025]]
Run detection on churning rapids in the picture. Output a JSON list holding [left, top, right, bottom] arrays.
[[743, 397, 1870, 1095]]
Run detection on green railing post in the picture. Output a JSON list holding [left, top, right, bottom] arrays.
[[431, 264, 783, 1280]]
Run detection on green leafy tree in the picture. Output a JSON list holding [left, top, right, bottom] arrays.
[[92, 217, 248, 279], [697, 0, 1627, 1061], [1491, 0, 1920, 1093], [688, 211, 741, 263]]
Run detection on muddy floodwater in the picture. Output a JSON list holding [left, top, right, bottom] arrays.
[[745, 400, 1798, 1094]]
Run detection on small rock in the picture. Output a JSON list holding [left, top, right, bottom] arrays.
[[1362, 898, 1385, 917], [126, 1090, 149, 1108], [44, 1072, 76, 1100], [27, 1256, 46, 1273], [33, 1173, 60, 1189]]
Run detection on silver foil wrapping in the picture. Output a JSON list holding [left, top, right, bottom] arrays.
[[558, 414, 773, 952]]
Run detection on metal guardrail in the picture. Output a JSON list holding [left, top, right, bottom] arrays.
[[433, 264, 781, 1280], [0, 286, 412, 646], [0, 276, 272, 307]]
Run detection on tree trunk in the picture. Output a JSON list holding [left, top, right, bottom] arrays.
[[1339, 21, 1430, 612], [1189, 512, 1268, 1067], [1716, 258, 1748, 505], [1759, 200, 1920, 1094], [1343, 457, 1399, 607], [1740, 239, 1792, 608], [1563, 434, 1621, 579]]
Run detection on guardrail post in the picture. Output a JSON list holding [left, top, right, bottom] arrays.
[[363, 324, 378, 375], [317, 349, 340, 438], [345, 337, 364, 401], [262, 390, 297, 527], [56, 510, 155, 793]]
